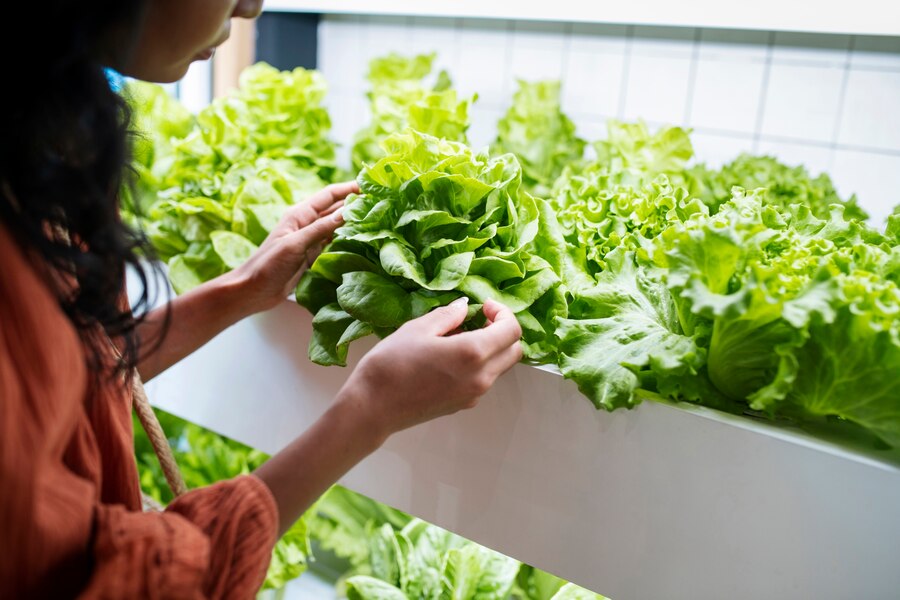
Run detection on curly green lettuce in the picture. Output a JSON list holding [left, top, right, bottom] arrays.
[[124, 64, 338, 293], [352, 53, 473, 172], [493, 80, 586, 198]]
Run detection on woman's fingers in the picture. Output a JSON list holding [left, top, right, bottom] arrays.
[[482, 298, 513, 323], [487, 340, 524, 376], [454, 300, 522, 357], [405, 298, 470, 337], [305, 240, 327, 268], [285, 210, 344, 255], [276, 183, 355, 233], [317, 200, 344, 218], [306, 181, 359, 213]]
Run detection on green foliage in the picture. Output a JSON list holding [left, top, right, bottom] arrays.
[[123, 63, 338, 293], [687, 154, 868, 219], [336, 517, 521, 600], [309, 486, 606, 600], [130, 54, 900, 493], [352, 53, 474, 173], [493, 80, 586, 198], [122, 80, 194, 224], [543, 119, 898, 446]]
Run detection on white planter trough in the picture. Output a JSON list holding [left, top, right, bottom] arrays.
[[144, 299, 900, 600]]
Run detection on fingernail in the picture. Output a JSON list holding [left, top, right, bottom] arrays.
[[450, 297, 469, 308], [331, 208, 344, 223]]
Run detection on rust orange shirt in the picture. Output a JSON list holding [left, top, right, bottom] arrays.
[[0, 226, 278, 598]]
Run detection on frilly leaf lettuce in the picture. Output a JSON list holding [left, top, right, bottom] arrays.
[[552, 173, 708, 276], [593, 119, 694, 180], [651, 187, 900, 442], [124, 64, 337, 293], [352, 53, 474, 172], [549, 119, 899, 446], [688, 153, 867, 219], [556, 248, 705, 410], [789, 308, 900, 447], [493, 80, 586, 198]]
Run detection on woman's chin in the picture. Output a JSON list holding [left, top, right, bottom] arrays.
[[194, 47, 216, 61]]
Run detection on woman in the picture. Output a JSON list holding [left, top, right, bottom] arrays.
[[0, 1, 523, 597]]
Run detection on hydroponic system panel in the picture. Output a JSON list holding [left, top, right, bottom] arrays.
[[144, 298, 900, 600]]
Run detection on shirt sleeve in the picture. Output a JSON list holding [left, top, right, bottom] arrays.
[[0, 227, 279, 599], [79, 475, 279, 600]]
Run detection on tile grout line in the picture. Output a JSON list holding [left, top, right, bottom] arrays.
[[500, 19, 516, 104], [616, 25, 635, 120], [828, 35, 856, 172], [693, 127, 900, 158], [682, 27, 703, 127], [358, 14, 371, 88], [560, 21, 574, 89], [451, 18, 464, 77], [751, 31, 776, 153]]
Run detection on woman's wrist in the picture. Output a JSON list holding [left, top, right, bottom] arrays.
[[332, 382, 392, 453], [213, 266, 269, 320]]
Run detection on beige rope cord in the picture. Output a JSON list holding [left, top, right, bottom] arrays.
[[132, 371, 188, 500], [102, 326, 186, 504], [50, 223, 186, 507]]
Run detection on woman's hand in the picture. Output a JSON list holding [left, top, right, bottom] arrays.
[[136, 182, 357, 380], [227, 181, 358, 314], [336, 298, 524, 443], [256, 297, 522, 534]]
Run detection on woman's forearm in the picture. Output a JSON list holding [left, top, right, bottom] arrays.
[[136, 270, 255, 381], [254, 386, 387, 535]]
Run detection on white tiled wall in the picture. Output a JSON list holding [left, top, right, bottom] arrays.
[[318, 16, 900, 225]]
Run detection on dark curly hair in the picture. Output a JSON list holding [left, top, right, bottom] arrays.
[[0, 1, 167, 377]]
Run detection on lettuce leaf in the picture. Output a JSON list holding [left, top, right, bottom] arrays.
[[340, 518, 519, 600], [556, 249, 705, 410], [789, 308, 900, 447], [121, 81, 195, 224], [593, 119, 694, 180]]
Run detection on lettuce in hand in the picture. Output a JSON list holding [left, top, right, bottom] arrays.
[[298, 130, 567, 365]]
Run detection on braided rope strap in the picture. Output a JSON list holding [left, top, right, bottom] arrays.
[[132, 371, 188, 500]]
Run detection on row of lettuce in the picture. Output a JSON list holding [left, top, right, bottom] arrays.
[[126, 54, 898, 451], [135, 409, 604, 599], [126, 50, 899, 598]]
